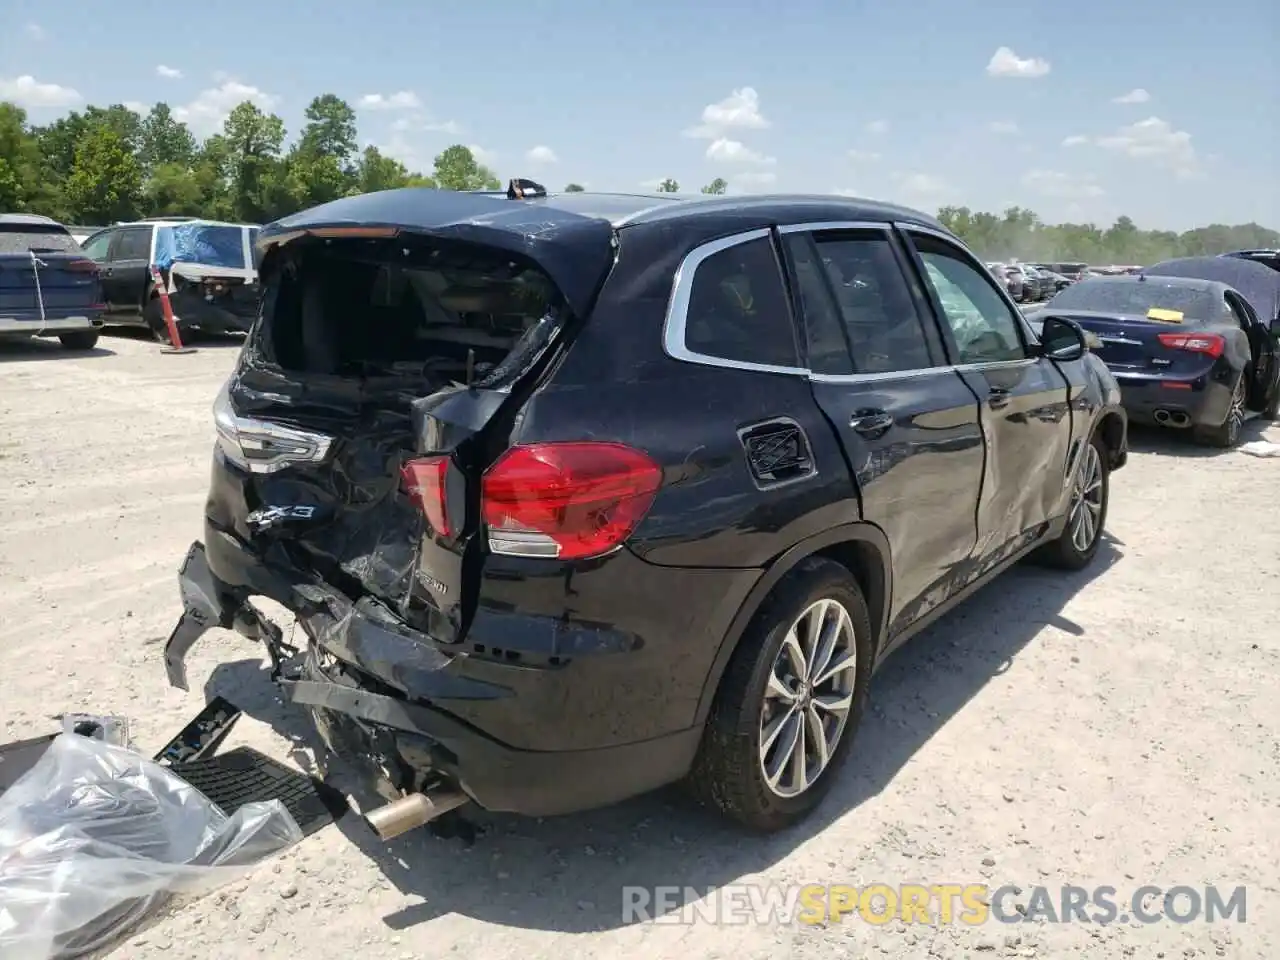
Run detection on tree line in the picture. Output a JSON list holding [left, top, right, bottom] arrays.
[[1, 93, 1275, 266]]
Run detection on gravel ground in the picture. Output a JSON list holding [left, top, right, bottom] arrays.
[[1, 331, 1276, 960]]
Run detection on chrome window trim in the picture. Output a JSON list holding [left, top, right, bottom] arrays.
[[661, 227, 808, 375], [776, 220, 894, 235]]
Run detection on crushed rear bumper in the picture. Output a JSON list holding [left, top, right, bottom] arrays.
[[163, 539, 701, 816]]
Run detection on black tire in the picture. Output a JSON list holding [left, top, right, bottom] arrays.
[[58, 330, 100, 351], [1034, 432, 1110, 571], [686, 557, 874, 832], [1193, 373, 1247, 448]]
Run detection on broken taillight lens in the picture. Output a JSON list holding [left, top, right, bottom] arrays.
[[480, 442, 662, 561], [401, 456, 452, 537]]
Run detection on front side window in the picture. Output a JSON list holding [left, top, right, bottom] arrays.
[[80, 231, 113, 261], [909, 232, 1027, 364], [682, 235, 799, 368]]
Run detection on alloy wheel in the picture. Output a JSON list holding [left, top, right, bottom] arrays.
[[758, 598, 858, 799], [1226, 377, 1247, 444], [1068, 442, 1104, 553]]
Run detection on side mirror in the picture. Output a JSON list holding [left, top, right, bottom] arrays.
[[1038, 315, 1087, 362]]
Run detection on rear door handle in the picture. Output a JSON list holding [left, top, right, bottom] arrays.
[[849, 411, 894, 436], [988, 388, 1011, 410]]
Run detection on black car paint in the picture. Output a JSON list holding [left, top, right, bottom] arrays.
[[165, 190, 1127, 817]]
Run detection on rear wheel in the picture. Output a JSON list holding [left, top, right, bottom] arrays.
[[1034, 432, 1109, 571], [58, 331, 100, 351], [1194, 374, 1247, 448], [687, 557, 873, 832]]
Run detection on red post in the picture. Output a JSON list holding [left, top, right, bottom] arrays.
[[149, 265, 196, 354]]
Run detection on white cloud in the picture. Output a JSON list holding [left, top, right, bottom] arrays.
[[1021, 169, 1105, 199], [1096, 116, 1198, 175], [525, 145, 558, 164], [847, 149, 882, 162], [685, 87, 769, 138], [865, 119, 889, 135], [988, 120, 1019, 134], [123, 101, 150, 115], [25, 23, 45, 40], [156, 65, 183, 79], [0, 75, 81, 109], [706, 138, 776, 165], [469, 145, 498, 167], [986, 46, 1051, 79], [1062, 134, 1090, 147], [733, 171, 777, 187], [390, 114, 462, 136], [1112, 88, 1151, 104], [893, 172, 950, 196], [173, 80, 279, 136], [358, 91, 423, 111]]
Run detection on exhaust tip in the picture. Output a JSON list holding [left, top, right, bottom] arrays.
[[1153, 409, 1171, 424], [363, 789, 469, 842]]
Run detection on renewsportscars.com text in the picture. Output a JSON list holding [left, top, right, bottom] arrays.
[[621, 884, 1247, 926]]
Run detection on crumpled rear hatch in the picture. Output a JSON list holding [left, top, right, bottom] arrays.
[[210, 191, 615, 646]]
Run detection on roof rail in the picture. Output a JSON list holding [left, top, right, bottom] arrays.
[[507, 178, 548, 200]]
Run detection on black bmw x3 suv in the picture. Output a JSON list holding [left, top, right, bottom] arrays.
[[165, 182, 1128, 835]]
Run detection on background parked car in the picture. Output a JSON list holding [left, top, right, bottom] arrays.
[[987, 262, 1026, 301], [1221, 249, 1280, 273], [80, 218, 261, 339], [1035, 267, 1279, 446], [1006, 263, 1051, 300], [0, 214, 104, 351]]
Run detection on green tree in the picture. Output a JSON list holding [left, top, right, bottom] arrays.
[[701, 178, 728, 195], [219, 102, 288, 221], [297, 94, 358, 165], [432, 144, 500, 191], [0, 103, 40, 210], [62, 126, 143, 222], [355, 145, 435, 193], [140, 103, 196, 170], [656, 178, 679, 193], [563, 182, 585, 192]]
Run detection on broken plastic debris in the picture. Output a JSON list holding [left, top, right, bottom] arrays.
[[1238, 440, 1280, 458], [0, 734, 302, 960], [59, 714, 129, 749]]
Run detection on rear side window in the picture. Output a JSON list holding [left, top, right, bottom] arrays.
[[682, 236, 799, 368], [0, 223, 79, 254], [112, 227, 152, 261], [155, 224, 247, 269]]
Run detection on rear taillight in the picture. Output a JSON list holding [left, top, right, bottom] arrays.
[[400, 456, 452, 537], [480, 442, 662, 560], [66, 259, 98, 274], [1158, 332, 1225, 359]]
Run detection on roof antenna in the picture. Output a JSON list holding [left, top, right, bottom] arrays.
[[465, 347, 475, 386]]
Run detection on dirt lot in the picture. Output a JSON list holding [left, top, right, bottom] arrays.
[[1, 332, 1277, 960]]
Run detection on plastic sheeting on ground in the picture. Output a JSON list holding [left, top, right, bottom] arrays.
[[0, 733, 302, 960]]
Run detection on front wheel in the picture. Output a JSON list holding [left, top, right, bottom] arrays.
[[1034, 433, 1109, 571], [686, 558, 873, 832]]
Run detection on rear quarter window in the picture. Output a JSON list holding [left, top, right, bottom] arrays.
[[680, 236, 799, 369]]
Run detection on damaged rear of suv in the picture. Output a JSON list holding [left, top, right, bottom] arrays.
[[167, 182, 1126, 837]]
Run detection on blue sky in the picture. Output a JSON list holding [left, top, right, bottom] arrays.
[[2, 0, 1276, 231]]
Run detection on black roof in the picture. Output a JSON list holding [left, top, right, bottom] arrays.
[[1146, 255, 1280, 322], [257, 188, 946, 317], [1081, 273, 1233, 294]]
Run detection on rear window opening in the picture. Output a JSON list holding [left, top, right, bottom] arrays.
[[259, 237, 566, 387]]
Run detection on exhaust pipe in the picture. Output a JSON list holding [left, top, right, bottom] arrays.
[[1154, 409, 1171, 425], [1169, 411, 1191, 428], [363, 788, 469, 841]]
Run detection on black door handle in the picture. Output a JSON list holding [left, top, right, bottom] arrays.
[[988, 388, 1012, 410], [850, 411, 894, 435]]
